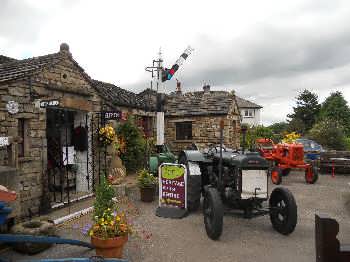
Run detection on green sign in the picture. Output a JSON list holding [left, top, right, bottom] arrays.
[[161, 165, 185, 180]]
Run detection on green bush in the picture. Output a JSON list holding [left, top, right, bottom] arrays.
[[93, 174, 116, 220], [137, 169, 157, 188], [240, 125, 274, 150], [117, 117, 146, 173], [345, 137, 350, 151], [307, 118, 347, 150]]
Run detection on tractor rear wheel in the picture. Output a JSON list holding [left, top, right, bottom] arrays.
[[271, 167, 282, 185], [178, 154, 201, 212], [269, 187, 297, 235], [305, 166, 318, 184], [203, 187, 223, 240]]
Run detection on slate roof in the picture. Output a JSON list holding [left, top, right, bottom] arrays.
[[235, 96, 262, 109], [137, 88, 157, 111], [0, 47, 145, 109], [0, 55, 17, 64], [92, 80, 145, 109], [165, 91, 235, 116], [0, 53, 63, 83]]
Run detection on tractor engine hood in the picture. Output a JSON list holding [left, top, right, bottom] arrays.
[[213, 152, 269, 169]]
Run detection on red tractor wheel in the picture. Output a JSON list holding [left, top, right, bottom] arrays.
[[305, 166, 318, 184], [271, 167, 282, 185]]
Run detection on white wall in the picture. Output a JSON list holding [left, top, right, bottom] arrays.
[[240, 108, 261, 126]]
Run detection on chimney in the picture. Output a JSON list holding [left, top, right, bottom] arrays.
[[176, 80, 182, 94], [203, 84, 210, 93], [59, 43, 71, 56]]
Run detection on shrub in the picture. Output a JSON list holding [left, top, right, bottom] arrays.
[[117, 117, 146, 173], [93, 174, 116, 219], [307, 118, 347, 150]]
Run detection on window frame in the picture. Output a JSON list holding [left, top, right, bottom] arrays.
[[175, 121, 193, 141]]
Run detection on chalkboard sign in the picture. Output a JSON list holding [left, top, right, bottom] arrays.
[[156, 163, 188, 218]]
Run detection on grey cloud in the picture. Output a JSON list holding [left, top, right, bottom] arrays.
[[0, 0, 48, 43], [181, 22, 350, 88]]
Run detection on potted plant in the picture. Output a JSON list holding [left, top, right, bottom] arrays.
[[89, 175, 132, 258], [137, 169, 157, 202]]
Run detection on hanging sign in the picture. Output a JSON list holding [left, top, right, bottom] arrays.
[[156, 163, 188, 218], [0, 137, 10, 147], [6, 101, 19, 114], [103, 111, 122, 120], [40, 100, 60, 108]]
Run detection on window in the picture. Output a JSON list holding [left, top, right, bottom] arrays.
[[176, 122, 192, 140], [18, 119, 27, 157], [243, 109, 254, 118]]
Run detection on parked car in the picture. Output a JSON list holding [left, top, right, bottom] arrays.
[[295, 138, 324, 160]]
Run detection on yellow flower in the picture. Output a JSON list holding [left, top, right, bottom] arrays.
[[89, 231, 93, 236], [116, 216, 121, 222]]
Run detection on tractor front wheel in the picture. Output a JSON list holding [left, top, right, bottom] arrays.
[[271, 167, 282, 185], [269, 187, 297, 235], [203, 187, 223, 240], [305, 166, 318, 184]]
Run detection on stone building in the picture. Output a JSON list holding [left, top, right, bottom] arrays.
[[164, 85, 241, 153], [0, 44, 154, 219]]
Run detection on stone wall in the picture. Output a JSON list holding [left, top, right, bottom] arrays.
[[0, 52, 102, 219], [0, 50, 155, 219], [165, 113, 241, 154]]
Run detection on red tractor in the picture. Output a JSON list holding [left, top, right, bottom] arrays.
[[256, 138, 318, 185]]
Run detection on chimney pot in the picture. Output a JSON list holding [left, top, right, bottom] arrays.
[[60, 43, 70, 53], [176, 81, 182, 94], [203, 84, 210, 92]]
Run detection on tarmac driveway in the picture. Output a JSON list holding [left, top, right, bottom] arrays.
[[1, 172, 350, 262]]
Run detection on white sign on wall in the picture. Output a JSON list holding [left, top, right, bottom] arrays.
[[0, 137, 10, 147], [6, 101, 19, 114], [62, 146, 75, 165]]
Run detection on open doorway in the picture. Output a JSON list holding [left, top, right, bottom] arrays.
[[46, 108, 93, 208]]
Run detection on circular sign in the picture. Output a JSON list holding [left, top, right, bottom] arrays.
[[6, 101, 19, 114]]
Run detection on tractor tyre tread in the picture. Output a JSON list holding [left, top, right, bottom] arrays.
[[203, 187, 223, 240], [269, 187, 297, 235]]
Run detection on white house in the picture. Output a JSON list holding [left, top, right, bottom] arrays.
[[236, 96, 262, 126]]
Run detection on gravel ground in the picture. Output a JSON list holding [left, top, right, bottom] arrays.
[[1, 172, 350, 262]]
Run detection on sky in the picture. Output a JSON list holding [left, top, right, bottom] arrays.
[[1, 0, 350, 125]]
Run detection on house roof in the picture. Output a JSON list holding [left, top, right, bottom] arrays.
[[0, 55, 17, 64], [235, 96, 262, 109], [0, 52, 63, 83], [92, 80, 145, 109], [165, 91, 235, 116]]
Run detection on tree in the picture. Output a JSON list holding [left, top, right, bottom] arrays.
[[268, 122, 289, 135], [287, 89, 320, 134], [319, 91, 350, 135], [307, 118, 347, 150]]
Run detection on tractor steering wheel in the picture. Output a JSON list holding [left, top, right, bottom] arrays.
[[208, 144, 227, 155]]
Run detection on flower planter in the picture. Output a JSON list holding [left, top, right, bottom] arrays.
[[91, 235, 128, 258], [140, 187, 156, 202]]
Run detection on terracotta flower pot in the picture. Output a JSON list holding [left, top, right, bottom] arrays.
[[140, 186, 156, 202], [91, 235, 128, 258]]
